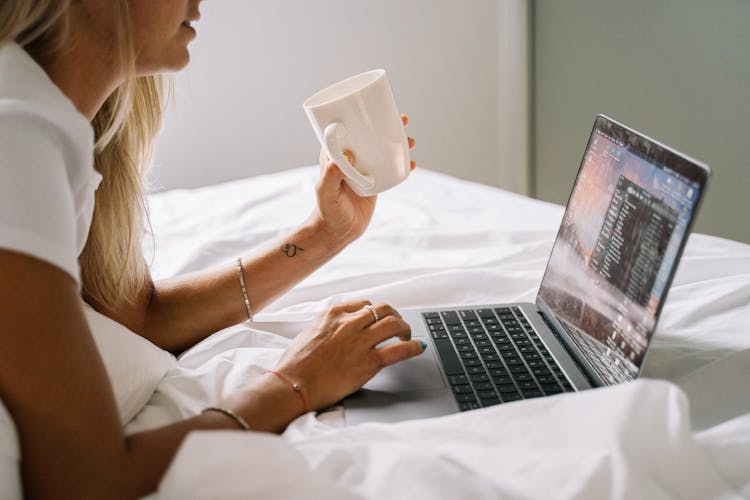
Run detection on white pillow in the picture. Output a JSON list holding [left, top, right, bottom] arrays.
[[81, 300, 176, 424], [0, 303, 176, 498], [0, 401, 21, 500]]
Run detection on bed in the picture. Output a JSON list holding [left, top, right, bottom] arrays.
[[12, 165, 745, 499]]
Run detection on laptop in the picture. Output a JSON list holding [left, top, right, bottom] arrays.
[[344, 114, 711, 424]]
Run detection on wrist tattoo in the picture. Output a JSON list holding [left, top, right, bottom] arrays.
[[281, 243, 304, 257]]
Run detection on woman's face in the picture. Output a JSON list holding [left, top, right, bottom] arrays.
[[129, 0, 203, 74], [74, 0, 203, 76]]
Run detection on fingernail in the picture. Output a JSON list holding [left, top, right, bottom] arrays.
[[420, 341, 427, 350]]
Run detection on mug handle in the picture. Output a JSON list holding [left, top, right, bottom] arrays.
[[323, 123, 374, 193]]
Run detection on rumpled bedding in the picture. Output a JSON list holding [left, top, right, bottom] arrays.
[[133, 166, 749, 499]]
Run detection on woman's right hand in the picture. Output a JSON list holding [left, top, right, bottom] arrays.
[[274, 300, 427, 410]]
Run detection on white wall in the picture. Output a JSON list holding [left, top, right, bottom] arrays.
[[151, 0, 530, 193]]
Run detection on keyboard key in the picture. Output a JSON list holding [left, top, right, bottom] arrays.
[[460, 351, 479, 360], [457, 344, 474, 352], [497, 383, 517, 393], [522, 390, 543, 399], [452, 384, 473, 394], [485, 361, 504, 369], [501, 392, 522, 402], [469, 373, 489, 382], [488, 368, 509, 377], [431, 331, 448, 339], [432, 338, 464, 375], [466, 365, 485, 374], [480, 353, 499, 361], [494, 307, 511, 314], [492, 375, 514, 385], [456, 393, 478, 403], [454, 337, 470, 345], [462, 358, 481, 367], [478, 390, 499, 399], [536, 375, 557, 384], [448, 324, 466, 333], [477, 308, 495, 318], [459, 401, 481, 411], [474, 382, 494, 391], [480, 398, 501, 407], [459, 310, 478, 321], [448, 374, 468, 385], [464, 320, 480, 327], [518, 381, 539, 391], [515, 373, 532, 382], [429, 323, 446, 331], [423, 312, 440, 319], [541, 384, 563, 394], [532, 367, 552, 376], [509, 364, 529, 374], [440, 311, 461, 325]]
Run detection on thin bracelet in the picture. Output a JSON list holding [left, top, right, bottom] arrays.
[[235, 257, 253, 321], [201, 406, 251, 430], [268, 370, 310, 413]]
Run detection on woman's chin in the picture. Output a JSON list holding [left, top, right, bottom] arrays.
[[137, 50, 191, 76]]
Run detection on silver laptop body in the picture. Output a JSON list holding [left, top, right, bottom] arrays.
[[344, 115, 710, 425]]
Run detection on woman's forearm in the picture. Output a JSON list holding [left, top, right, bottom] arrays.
[[141, 217, 349, 352], [125, 372, 302, 497]]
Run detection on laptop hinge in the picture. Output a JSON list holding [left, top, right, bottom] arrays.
[[536, 302, 603, 388]]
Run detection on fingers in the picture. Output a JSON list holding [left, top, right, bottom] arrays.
[[328, 299, 372, 315], [376, 339, 426, 367], [403, 114, 416, 170], [318, 159, 346, 192], [350, 302, 401, 331], [342, 149, 355, 165], [366, 314, 412, 345]]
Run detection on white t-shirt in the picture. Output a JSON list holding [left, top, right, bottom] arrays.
[[0, 41, 102, 500], [0, 41, 101, 285]]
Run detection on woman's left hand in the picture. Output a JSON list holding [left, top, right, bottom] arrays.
[[310, 114, 416, 248]]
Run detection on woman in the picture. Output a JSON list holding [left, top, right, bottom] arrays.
[[0, 1, 422, 498]]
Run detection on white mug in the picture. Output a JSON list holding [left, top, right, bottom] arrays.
[[303, 69, 411, 197]]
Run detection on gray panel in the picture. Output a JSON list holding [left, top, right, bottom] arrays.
[[535, 0, 750, 243]]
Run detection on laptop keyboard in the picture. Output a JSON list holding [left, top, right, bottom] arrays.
[[423, 307, 574, 411]]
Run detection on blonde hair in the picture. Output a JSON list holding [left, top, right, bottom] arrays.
[[1, 0, 169, 309]]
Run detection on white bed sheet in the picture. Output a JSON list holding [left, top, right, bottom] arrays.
[[134, 166, 750, 499]]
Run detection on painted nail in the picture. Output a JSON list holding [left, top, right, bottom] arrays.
[[420, 340, 427, 350]]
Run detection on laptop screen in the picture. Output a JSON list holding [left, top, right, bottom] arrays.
[[538, 116, 707, 384]]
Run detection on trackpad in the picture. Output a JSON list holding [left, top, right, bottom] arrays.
[[362, 350, 447, 392]]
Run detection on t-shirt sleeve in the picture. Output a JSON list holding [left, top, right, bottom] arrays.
[[0, 113, 80, 284]]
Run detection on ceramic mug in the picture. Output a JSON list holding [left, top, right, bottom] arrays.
[[303, 69, 411, 197]]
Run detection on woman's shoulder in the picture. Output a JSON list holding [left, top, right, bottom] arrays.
[[0, 42, 96, 192], [0, 42, 93, 166]]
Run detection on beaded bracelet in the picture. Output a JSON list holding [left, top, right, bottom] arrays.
[[236, 257, 253, 321], [201, 406, 251, 430]]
